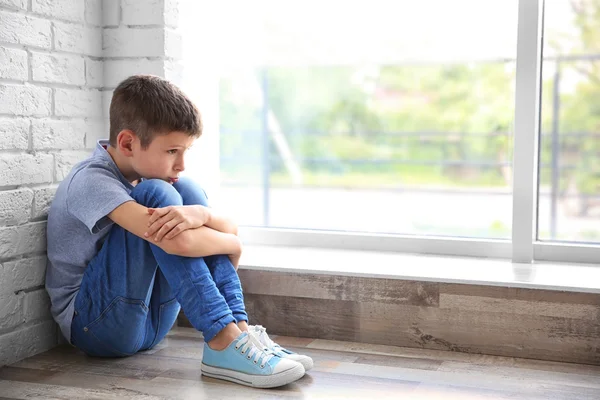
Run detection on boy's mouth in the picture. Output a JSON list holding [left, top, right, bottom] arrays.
[[169, 177, 179, 184]]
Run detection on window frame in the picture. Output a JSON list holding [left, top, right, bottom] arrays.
[[511, 0, 543, 263], [194, 0, 600, 265]]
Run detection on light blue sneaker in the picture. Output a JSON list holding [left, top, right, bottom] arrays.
[[251, 325, 314, 371], [201, 331, 305, 388]]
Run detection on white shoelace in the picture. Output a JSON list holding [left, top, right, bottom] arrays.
[[252, 325, 280, 350], [235, 331, 274, 368]]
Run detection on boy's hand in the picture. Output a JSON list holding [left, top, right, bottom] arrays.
[[145, 205, 210, 241]]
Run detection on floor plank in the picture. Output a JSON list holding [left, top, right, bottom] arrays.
[[0, 327, 598, 399], [0, 380, 165, 400]]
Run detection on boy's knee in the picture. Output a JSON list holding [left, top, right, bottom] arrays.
[[130, 179, 183, 209], [173, 177, 209, 206]]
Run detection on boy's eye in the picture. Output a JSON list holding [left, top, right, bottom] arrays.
[[167, 149, 177, 154]]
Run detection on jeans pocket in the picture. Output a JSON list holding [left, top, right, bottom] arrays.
[[85, 296, 149, 357], [147, 298, 181, 350]]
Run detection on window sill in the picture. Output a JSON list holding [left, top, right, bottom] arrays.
[[239, 245, 600, 294]]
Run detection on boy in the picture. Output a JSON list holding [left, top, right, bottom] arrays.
[[45, 75, 312, 388]]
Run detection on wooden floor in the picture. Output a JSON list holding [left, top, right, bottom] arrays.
[[1, 327, 600, 400]]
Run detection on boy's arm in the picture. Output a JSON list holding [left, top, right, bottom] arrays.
[[204, 208, 238, 236], [147, 205, 238, 236], [109, 201, 241, 258]]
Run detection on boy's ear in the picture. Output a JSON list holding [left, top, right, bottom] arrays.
[[117, 130, 136, 157]]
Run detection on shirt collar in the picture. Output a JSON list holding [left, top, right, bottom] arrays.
[[94, 140, 135, 189]]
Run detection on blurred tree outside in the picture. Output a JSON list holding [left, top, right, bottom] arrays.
[[218, 0, 600, 215], [220, 62, 516, 188], [544, 0, 600, 217]]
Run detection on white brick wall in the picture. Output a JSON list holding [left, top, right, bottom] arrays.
[[85, 0, 102, 26], [0, 118, 29, 150], [1, 257, 48, 295], [54, 151, 92, 181], [0, 0, 183, 366], [102, 0, 119, 26], [31, 52, 86, 85], [0, 84, 52, 116], [32, 119, 86, 150], [104, 59, 164, 88], [0, 47, 27, 81], [0, 11, 52, 49], [86, 58, 104, 88], [0, 2, 95, 363], [32, 186, 58, 219], [32, 0, 85, 23], [0, 189, 34, 225], [54, 88, 103, 117], [0, 320, 57, 366], [54, 22, 102, 56], [0, 153, 54, 185], [0, 222, 47, 259], [0, 0, 27, 11]]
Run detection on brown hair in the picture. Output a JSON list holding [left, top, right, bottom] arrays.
[[109, 75, 202, 148]]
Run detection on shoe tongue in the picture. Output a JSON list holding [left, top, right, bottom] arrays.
[[247, 330, 268, 350]]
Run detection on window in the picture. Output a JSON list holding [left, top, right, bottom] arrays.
[[180, 0, 600, 263], [212, 0, 518, 238], [539, 0, 600, 243]]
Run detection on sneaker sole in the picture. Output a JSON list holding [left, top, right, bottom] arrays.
[[200, 362, 305, 388]]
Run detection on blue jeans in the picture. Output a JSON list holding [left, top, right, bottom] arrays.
[[71, 178, 247, 357]]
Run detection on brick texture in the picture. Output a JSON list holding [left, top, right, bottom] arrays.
[[0, 189, 34, 226], [0, 153, 54, 186], [103, 59, 164, 88], [31, 119, 86, 150], [54, 151, 91, 181], [0, 0, 27, 11], [54, 89, 102, 117], [0, 320, 58, 366], [102, 0, 120, 26], [0, 11, 52, 49], [0, 84, 51, 116], [32, 186, 57, 219], [0, 118, 29, 150], [0, 256, 48, 295], [85, 0, 102, 26], [0, 0, 184, 367], [0, 221, 47, 259], [53, 22, 102, 56], [0, 47, 27, 81], [31, 52, 85, 85], [32, 0, 85, 23]]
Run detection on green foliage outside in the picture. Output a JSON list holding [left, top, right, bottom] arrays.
[[218, 1, 600, 203], [220, 63, 516, 189]]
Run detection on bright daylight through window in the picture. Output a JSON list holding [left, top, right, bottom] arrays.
[[538, 0, 600, 243], [179, 0, 600, 259], [215, 0, 518, 238]]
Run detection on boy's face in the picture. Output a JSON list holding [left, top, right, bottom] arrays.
[[131, 131, 195, 184]]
